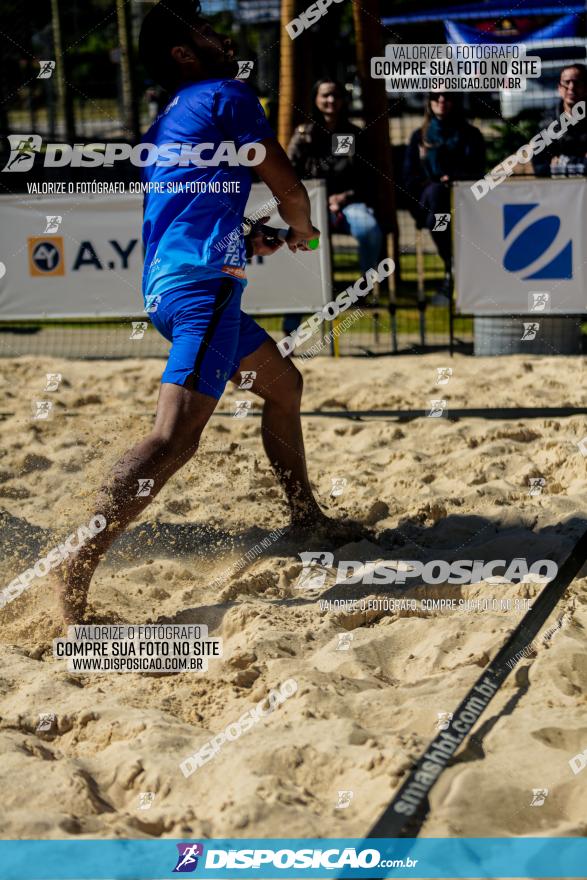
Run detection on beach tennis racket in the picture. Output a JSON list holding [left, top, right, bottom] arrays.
[[261, 226, 320, 251]]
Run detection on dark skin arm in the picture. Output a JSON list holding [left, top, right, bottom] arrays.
[[254, 137, 320, 252], [248, 216, 283, 256]]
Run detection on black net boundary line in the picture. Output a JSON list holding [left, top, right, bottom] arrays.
[[1, 407, 586, 422], [365, 524, 587, 840]]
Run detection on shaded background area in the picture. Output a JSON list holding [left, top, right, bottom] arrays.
[[1, 0, 586, 355]]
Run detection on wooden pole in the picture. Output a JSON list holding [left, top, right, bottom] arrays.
[[116, 0, 139, 141], [352, 0, 401, 289], [50, 0, 74, 141], [278, 0, 297, 148]]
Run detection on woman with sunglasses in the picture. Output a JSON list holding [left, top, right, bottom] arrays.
[[533, 64, 587, 177]]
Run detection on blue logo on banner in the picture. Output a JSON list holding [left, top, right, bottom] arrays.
[[503, 203, 572, 280], [173, 843, 204, 872], [31, 240, 62, 273]]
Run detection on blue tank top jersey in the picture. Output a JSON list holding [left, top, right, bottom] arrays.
[[140, 78, 274, 300]]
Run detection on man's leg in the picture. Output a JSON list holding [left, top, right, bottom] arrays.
[[55, 382, 218, 622], [231, 338, 323, 526]]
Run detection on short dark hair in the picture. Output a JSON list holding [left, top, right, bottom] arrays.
[[311, 78, 348, 124], [560, 63, 587, 83], [139, 0, 203, 91]]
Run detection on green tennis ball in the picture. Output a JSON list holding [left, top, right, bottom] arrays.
[[307, 238, 319, 250]]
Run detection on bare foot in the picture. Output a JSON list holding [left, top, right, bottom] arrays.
[[51, 555, 94, 625], [287, 512, 375, 546]]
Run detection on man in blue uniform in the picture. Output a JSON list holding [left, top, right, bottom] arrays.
[[55, 0, 333, 622]]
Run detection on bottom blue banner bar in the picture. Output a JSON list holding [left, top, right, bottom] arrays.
[[1, 838, 587, 879]]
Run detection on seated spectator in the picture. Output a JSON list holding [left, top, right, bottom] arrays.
[[533, 63, 587, 177], [404, 92, 485, 301], [288, 79, 383, 278]]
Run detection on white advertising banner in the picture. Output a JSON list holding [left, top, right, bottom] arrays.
[[454, 179, 587, 314], [0, 180, 330, 319], [244, 179, 332, 314]]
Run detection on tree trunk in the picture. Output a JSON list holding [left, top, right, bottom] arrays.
[[278, 0, 297, 148], [50, 0, 74, 141], [116, 0, 139, 141], [352, 0, 401, 286]]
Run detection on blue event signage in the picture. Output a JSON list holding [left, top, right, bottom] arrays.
[[1, 838, 587, 879]]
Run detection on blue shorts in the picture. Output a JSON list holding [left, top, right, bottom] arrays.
[[149, 278, 270, 400]]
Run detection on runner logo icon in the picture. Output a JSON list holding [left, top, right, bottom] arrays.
[[432, 213, 451, 231], [2, 134, 42, 172], [236, 60, 254, 79], [296, 551, 334, 590], [173, 843, 204, 872], [530, 788, 548, 806], [332, 134, 355, 156], [37, 61, 56, 79], [521, 322, 539, 341]]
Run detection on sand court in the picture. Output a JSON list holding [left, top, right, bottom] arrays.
[[0, 352, 586, 839]]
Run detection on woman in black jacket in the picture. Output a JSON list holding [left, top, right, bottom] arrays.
[[404, 93, 485, 297], [288, 79, 383, 275]]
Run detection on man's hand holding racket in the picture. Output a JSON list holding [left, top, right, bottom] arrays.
[[285, 224, 320, 253], [248, 216, 284, 256], [248, 216, 320, 256]]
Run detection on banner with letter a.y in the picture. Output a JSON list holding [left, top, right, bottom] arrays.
[[0, 181, 330, 319]]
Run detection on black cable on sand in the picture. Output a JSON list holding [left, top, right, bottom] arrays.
[[366, 524, 587, 840], [2, 406, 586, 422]]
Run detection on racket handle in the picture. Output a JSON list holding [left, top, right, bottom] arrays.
[[276, 228, 319, 250]]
